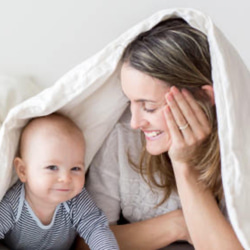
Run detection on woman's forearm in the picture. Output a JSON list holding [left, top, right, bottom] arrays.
[[75, 209, 190, 250], [173, 163, 243, 250], [110, 210, 190, 250]]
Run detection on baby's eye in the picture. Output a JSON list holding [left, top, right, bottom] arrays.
[[46, 165, 58, 171], [71, 166, 82, 172]]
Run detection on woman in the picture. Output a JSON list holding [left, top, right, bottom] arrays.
[[83, 18, 243, 249]]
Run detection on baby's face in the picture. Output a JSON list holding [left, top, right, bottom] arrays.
[[22, 123, 85, 207]]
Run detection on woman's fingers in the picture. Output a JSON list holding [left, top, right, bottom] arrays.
[[166, 91, 189, 130], [163, 104, 183, 143], [164, 86, 212, 164], [169, 87, 199, 131], [164, 86, 211, 156], [165, 88, 194, 142], [181, 88, 210, 129], [163, 104, 195, 163], [167, 87, 210, 137]]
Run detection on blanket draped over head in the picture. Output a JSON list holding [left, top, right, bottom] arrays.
[[0, 8, 249, 248]]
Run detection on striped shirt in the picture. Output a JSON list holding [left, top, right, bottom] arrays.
[[0, 181, 119, 250]]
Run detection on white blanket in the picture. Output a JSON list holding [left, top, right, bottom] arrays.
[[0, 8, 249, 248]]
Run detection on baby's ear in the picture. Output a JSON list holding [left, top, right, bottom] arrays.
[[201, 85, 215, 105], [14, 157, 27, 183]]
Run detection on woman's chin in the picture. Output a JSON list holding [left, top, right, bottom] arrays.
[[145, 136, 170, 155], [146, 144, 168, 156]]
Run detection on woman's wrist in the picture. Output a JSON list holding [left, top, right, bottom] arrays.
[[167, 209, 191, 243], [172, 160, 207, 198], [171, 160, 195, 179]]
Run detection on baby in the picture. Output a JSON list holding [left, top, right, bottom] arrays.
[[0, 113, 119, 250]]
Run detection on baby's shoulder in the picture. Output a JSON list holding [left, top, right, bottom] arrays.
[[2, 181, 23, 204], [0, 180, 23, 218], [64, 188, 96, 213]]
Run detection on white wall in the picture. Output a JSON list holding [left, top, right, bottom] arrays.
[[0, 0, 249, 88]]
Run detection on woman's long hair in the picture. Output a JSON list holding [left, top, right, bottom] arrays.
[[121, 18, 222, 205]]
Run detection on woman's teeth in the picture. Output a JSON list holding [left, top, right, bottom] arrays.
[[144, 131, 162, 138]]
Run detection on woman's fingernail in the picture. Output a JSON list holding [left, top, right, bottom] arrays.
[[182, 88, 189, 96], [171, 86, 179, 94], [167, 93, 173, 102]]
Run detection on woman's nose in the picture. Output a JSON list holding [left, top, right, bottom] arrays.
[[130, 108, 148, 129]]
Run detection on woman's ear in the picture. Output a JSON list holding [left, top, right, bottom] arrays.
[[14, 157, 27, 183], [202, 85, 215, 105]]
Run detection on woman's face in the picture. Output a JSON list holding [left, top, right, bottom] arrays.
[[121, 63, 171, 155]]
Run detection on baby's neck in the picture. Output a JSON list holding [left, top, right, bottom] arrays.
[[31, 204, 56, 225], [25, 192, 58, 225]]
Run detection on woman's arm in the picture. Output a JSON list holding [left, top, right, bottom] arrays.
[[75, 209, 191, 250], [111, 210, 191, 250], [165, 86, 243, 249], [173, 164, 243, 250]]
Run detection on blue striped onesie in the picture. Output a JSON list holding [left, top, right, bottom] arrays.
[[0, 181, 119, 250]]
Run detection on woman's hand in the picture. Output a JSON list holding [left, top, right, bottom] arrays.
[[164, 88, 243, 249], [170, 209, 193, 245], [163, 86, 211, 165]]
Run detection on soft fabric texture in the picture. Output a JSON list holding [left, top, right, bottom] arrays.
[[0, 75, 41, 125], [0, 8, 249, 248]]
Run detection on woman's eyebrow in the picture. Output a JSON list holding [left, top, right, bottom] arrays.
[[134, 99, 167, 107]]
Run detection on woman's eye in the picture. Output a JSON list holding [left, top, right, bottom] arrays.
[[143, 104, 157, 113], [143, 107, 156, 113], [47, 165, 58, 171], [128, 100, 157, 113]]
